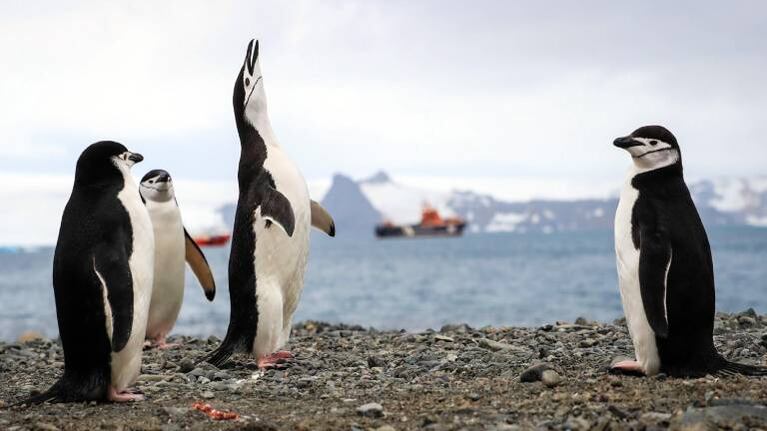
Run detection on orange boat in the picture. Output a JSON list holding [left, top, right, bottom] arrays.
[[193, 233, 231, 247], [375, 205, 466, 238]]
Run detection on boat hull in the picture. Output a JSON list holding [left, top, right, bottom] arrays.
[[375, 223, 466, 238]]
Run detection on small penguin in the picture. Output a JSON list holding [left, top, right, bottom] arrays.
[[612, 125, 767, 377], [23, 141, 154, 403], [206, 39, 335, 369], [139, 169, 216, 349]]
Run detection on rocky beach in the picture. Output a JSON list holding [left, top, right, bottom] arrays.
[[1, 311, 766, 430]]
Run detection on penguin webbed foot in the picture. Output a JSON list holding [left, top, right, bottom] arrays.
[[609, 360, 646, 377], [257, 351, 295, 370], [144, 335, 179, 350], [107, 386, 144, 403]]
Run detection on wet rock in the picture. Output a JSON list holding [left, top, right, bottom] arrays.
[[368, 355, 386, 368], [357, 402, 385, 418], [519, 363, 555, 383], [178, 358, 195, 373]]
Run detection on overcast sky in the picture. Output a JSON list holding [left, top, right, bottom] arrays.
[[1, 1, 766, 244]]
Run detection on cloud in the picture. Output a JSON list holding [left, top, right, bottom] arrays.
[[0, 0, 765, 184]]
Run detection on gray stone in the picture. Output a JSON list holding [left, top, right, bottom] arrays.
[[178, 358, 195, 373], [519, 363, 555, 383], [357, 402, 385, 418], [200, 391, 215, 399], [541, 370, 563, 388], [674, 404, 767, 429]]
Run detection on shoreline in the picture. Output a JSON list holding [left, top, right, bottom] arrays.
[[1, 311, 766, 430]]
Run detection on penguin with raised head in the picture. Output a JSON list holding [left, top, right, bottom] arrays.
[[612, 125, 766, 377], [21, 141, 154, 403], [206, 39, 335, 369], [139, 169, 216, 349]]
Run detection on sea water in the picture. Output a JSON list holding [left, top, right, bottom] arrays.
[[1, 227, 765, 341]]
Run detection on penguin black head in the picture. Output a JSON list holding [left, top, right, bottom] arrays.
[[233, 39, 266, 126], [75, 141, 143, 186], [140, 169, 175, 203], [614, 125, 681, 172]]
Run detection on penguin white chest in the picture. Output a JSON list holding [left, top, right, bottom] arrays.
[[614, 178, 660, 375], [251, 146, 311, 357], [145, 201, 185, 338], [111, 179, 155, 390]]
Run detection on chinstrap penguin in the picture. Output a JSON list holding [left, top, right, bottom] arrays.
[[612, 125, 767, 377], [206, 39, 335, 369], [139, 169, 216, 349], [20, 141, 154, 404]]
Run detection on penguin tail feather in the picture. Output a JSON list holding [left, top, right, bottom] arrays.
[[716, 356, 767, 377], [10, 382, 64, 407], [203, 345, 235, 368]]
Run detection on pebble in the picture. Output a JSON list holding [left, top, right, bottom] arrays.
[[519, 363, 555, 383], [541, 370, 563, 388], [188, 367, 206, 377], [178, 358, 195, 373], [357, 402, 385, 418], [3, 315, 767, 429]]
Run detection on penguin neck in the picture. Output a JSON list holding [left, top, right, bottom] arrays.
[[238, 107, 279, 147], [631, 161, 685, 193], [235, 110, 271, 186]]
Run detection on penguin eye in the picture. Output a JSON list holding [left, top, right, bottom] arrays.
[[245, 77, 250, 86], [649, 140, 658, 146]]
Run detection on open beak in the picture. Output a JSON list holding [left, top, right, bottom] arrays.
[[128, 153, 144, 163], [613, 136, 643, 149]]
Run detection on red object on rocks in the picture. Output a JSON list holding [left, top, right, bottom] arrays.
[[192, 402, 240, 420]]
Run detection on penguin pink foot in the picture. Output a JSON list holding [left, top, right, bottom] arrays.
[[610, 360, 645, 376], [257, 351, 294, 370], [145, 335, 178, 350], [107, 386, 144, 402]]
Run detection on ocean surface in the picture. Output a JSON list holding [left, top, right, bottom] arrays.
[[1, 227, 766, 342]]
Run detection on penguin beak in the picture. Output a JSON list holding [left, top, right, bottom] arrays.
[[156, 172, 171, 183], [128, 153, 144, 163], [613, 136, 643, 149]]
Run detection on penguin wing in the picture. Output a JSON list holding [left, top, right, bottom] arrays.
[[259, 186, 295, 237], [310, 200, 336, 237], [94, 239, 134, 352], [638, 227, 672, 338], [184, 228, 216, 301]]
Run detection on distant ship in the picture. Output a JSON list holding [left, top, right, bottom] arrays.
[[193, 233, 231, 247], [375, 205, 467, 238]]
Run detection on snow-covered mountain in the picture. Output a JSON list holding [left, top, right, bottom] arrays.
[[317, 172, 767, 236]]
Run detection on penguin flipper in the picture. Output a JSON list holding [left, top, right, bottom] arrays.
[[259, 187, 295, 237], [310, 200, 336, 237], [183, 228, 216, 301], [94, 241, 134, 352], [638, 227, 672, 338]]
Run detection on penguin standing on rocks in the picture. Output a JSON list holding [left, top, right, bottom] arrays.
[[612, 125, 767, 377], [22, 141, 154, 403], [139, 169, 216, 349], [206, 39, 335, 369]]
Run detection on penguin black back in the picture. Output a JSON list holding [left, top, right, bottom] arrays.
[[21, 141, 141, 403], [614, 126, 767, 377]]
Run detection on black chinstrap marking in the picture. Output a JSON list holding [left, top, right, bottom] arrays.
[[633, 147, 673, 159]]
